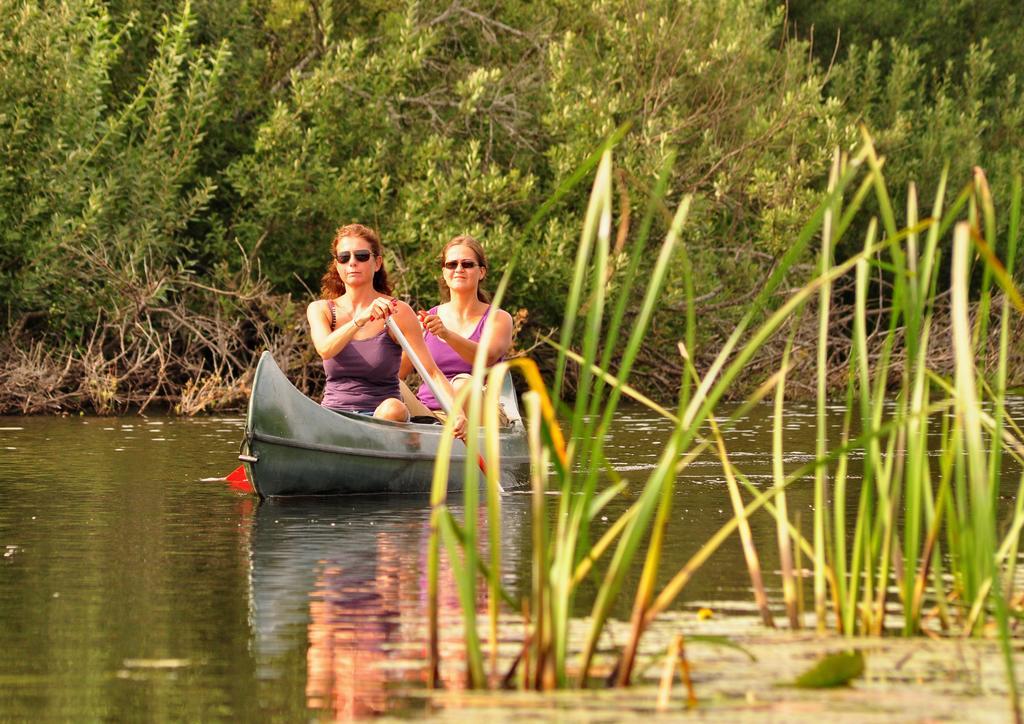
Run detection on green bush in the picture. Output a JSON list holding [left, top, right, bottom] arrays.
[[227, 0, 843, 369], [0, 0, 227, 337], [1, 0, 1020, 410]]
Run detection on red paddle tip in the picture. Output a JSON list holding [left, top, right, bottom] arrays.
[[225, 465, 254, 493]]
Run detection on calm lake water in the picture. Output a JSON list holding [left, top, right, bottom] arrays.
[[2, 401, 1023, 719]]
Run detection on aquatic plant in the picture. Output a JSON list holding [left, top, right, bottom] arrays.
[[425, 132, 1024, 714]]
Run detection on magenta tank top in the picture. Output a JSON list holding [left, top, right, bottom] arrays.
[[321, 301, 402, 411], [416, 305, 496, 410]]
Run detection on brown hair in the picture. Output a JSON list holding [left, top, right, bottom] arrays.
[[438, 234, 490, 303], [319, 223, 392, 298]]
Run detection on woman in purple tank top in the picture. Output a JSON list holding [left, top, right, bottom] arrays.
[[398, 235, 513, 416], [307, 224, 467, 438]]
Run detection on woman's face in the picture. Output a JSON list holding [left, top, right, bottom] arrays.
[[442, 244, 484, 293], [335, 235, 381, 288]]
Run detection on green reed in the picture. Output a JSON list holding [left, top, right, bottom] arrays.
[[425, 133, 1024, 712]]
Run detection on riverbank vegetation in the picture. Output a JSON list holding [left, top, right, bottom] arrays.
[[428, 138, 1024, 719], [1, 0, 1022, 413]]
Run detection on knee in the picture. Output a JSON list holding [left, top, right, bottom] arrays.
[[375, 398, 409, 422], [451, 374, 474, 405]]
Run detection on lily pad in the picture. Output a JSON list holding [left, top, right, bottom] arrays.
[[790, 650, 865, 688]]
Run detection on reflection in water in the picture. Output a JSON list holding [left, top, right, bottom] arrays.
[[249, 497, 526, 719], [306, 538, 404, 717], [7, 402, 1023, 719]]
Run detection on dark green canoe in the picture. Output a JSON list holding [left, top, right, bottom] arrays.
[[238, 351, 530, 498]]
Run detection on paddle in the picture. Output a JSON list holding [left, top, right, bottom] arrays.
[[385, 316, 488, 476], [224, 464, 254, 493]]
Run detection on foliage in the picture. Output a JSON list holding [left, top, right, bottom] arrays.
[[792, 650, 864, 688], [828, 41, 1024, 231], [786, 0, 1024, 88], [428, 137, 1024, 722], [223, 0, 846, 387], [784, 1, 1024, 264], [0, 0, 282, 413], [1, 0, 1023, 411], [224, 0, 548, 302], [1, 0, 224, 327]]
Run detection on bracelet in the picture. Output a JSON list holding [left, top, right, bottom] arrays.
[[354, 318, 365, 329]]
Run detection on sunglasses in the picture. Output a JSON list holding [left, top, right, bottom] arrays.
[[335, 250, 375, 264], [442, 259, 482, 270]]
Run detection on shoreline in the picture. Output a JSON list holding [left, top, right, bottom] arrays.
[[398, 611, 1020, 721]]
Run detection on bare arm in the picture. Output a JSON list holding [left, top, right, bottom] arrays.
[[391, 302, 467, 438], [391, 303, 461, 405], [307, 300, 359, 359], [306, 298, 390, 359], [398, 353, 414, 381], [422, 308, 513, 367]]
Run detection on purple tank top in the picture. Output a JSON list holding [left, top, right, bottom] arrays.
[[416, 305, 495, 410], [321, 301, 402, 411]]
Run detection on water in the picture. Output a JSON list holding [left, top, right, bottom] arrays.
[[2, 402, 1022, 719]]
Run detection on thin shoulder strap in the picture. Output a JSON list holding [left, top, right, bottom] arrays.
[[472, 304, 492, 336], [327, 299, 336, 331]]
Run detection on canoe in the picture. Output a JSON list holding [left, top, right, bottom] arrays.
[[237, 351, 530, 498]]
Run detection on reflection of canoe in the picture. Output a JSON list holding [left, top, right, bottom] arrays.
[[247, 497, 529, 716], [247, 498, 428, 671], [238, 352, 530, 498]]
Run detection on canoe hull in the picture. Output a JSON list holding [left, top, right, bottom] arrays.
[[239, 352, 530, 498]]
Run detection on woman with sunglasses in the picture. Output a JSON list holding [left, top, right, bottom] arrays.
[[399, 235, 513, 421], [307, 223, 466, 437]]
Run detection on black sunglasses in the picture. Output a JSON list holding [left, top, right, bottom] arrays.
[[442, 259, 482, 270], [335, 250, 375, 264]]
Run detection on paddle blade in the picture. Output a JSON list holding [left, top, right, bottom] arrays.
[[225, 465, 254, 493]]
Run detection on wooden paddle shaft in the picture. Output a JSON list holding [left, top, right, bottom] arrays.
[[385, 317, 454, 414], [386, 316, 492, 482]]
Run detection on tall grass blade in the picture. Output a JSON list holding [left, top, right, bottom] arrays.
[[437, 507, 485, 687], [578, 194, 691, 685], [1000, 175, 1023, 596], [709, 416, 774, 627], [952, 221, 994, 610], [616, 448, 679, 685], [773, 329, 800, 629], [917, 165, 949, 301], [902, 315, 932, 633], [813, 149, 840, 632], [426, 404, 460, 687], [552, 151, 612, 404], [548, 152, 616, 686], [833, 374, 856, 634], [972, 169, 998, 357], [587, 152, 677, 424], [484, 366, 506, 679], [522, 390, 552, 688]]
